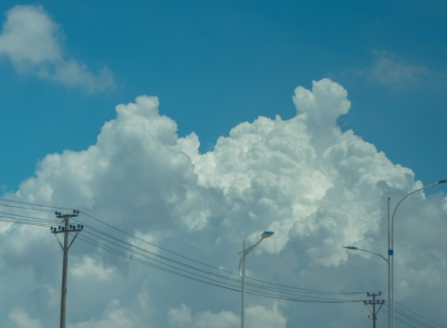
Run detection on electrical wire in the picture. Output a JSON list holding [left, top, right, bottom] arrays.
[[394, 301, 447, 328], [380, 301, 447, 328], [76, 212, 366, 297], [0, 211, 57, 227], [0, 198, 366, 298], [76, 226, 362, 303], [1, 195, 446, 324], [74, 232, 363, 304]]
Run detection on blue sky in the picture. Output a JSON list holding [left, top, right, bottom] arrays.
[[1, 0, 446, 191], [0, 1, 447, 328]]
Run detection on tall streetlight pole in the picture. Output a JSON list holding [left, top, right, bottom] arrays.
[[342, 245, 389, 327], [239, 231, 274, 328], [342, 179, 446, 328], [389, 179, 447, 328]]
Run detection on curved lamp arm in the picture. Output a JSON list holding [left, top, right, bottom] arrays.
[[391, 179, 447, 250], [239, 231, 274, 276], [342, 245, 388, 263]]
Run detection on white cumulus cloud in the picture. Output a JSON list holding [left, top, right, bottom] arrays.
[[1, 78, 446, 327], [0, 5, 115, 92]]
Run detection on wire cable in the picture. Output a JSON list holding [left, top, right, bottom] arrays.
[[2, 196, 445, 320]]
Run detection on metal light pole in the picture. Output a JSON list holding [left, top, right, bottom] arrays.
[[389, 179, 447, 328], [342, 245, 389, 327], [342, 179, 446, 328], [239, 231, 274, 328]]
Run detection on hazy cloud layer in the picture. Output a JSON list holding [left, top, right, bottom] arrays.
[[168, 303, 286, 328], [368, 51, 428, 87], [347, 50, 447, 90], [0, 5, 115, 92], [1, 79, 446, 327]]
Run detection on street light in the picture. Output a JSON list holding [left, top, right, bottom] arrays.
[[239, 231, 274, 328], [342, 245, 388, 263], [388, 179, 447, 328], [342, 178, 447, 328], [342, 245, 389, 327]]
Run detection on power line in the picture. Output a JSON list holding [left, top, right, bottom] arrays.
[[1, 197, 446, 324], [394, 301, 447, 328], [77, 228, 361, 303], [382, 302, 447, 328], [76, 213, 365, 297], [75, 233, 363, 304], [0, 198, 366, 297], [0, 204, 363, 303], [0, 198, 73, 211]]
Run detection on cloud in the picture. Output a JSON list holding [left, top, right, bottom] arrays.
[[368, 51, 427, 86], [1, 78, 447, 327], [348, 51, 435, 89], [69, 298, 151, 328], [71, 255, 117, 281], [168, 303, 193, 327], [168, 303, 286, 328], [344, 50, 447, 90], [7, 308, 41, 328], [0, 5, 115, 92], [293, 78, 350, 127]]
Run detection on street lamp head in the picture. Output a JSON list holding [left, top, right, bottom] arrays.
[[262, 231, 274, 239], [342, 245, 358, 250], [438, 179, 447, 184]]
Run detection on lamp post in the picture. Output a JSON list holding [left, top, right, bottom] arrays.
[[342, 245, 389, 327], [342, 178, 447, 328], [239, 231, 274, 328], [389, 179, 447, 328]]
